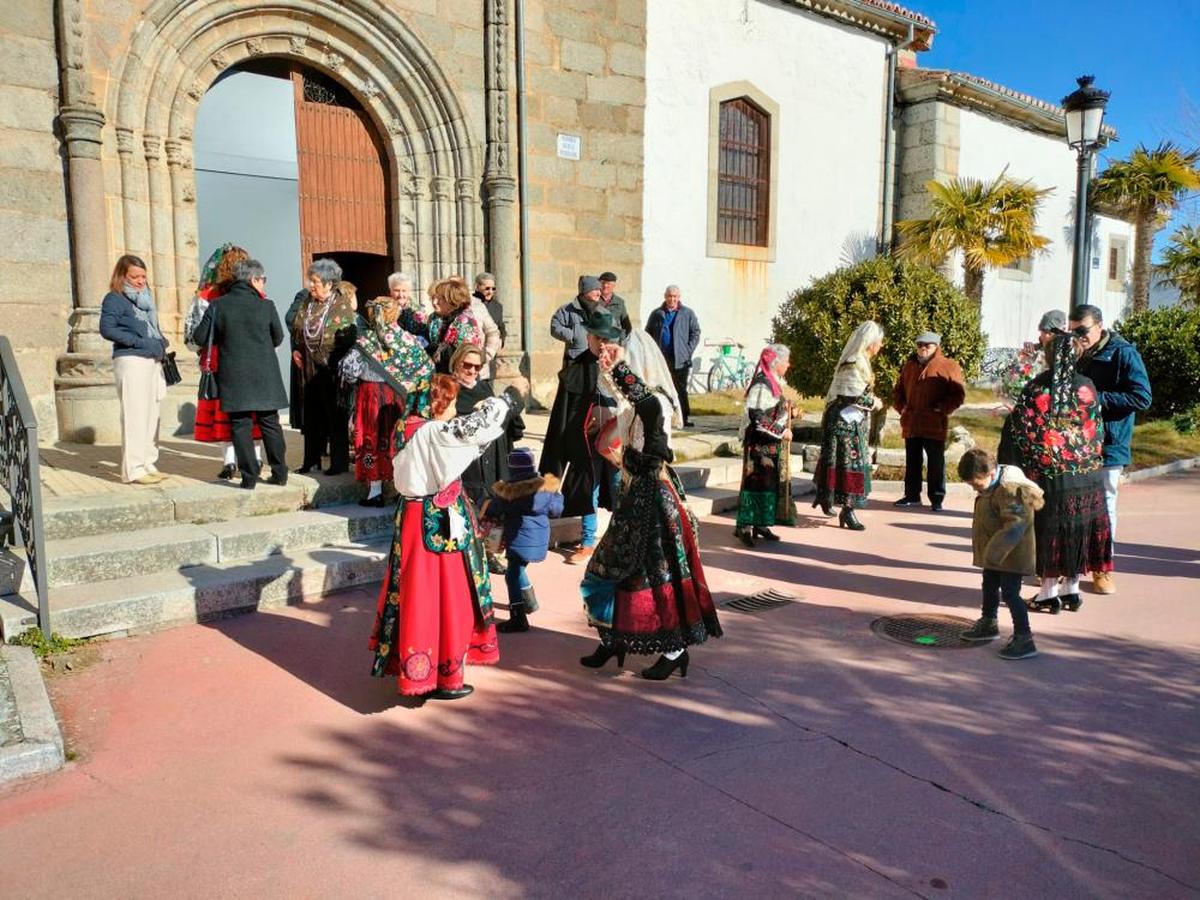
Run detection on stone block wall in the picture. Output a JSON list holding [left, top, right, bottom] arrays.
[[0, 5, 72, 440], [894, 99, 961, 225], [521, 0, 646, 402]]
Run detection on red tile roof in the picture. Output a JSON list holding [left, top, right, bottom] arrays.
[[781, 0, 938, 51]]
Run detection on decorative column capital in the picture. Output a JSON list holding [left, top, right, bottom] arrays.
[[483, 175, 516, 206], [115, 125, 136, 157], [164, 138, 187, 168], [143, 134, 162, 162], [431, 176, 453, 200], [59, 104, 106, 159]]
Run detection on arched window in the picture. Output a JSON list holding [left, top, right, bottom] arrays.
[[717, 98, 771, 247]]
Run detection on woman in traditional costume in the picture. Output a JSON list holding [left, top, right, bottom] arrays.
[[292, 259, 358, 475], [579, 327, 722, 681], [399, 276, 483, 374], [813, 321, 885, 531], [184, 243, 263, 480], [733, 344, 796, 547], [1009, 333, 1112, 614], [369, 371, 525, 700], [339, 295, 415, 507]]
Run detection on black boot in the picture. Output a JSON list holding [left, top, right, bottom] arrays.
[[838, 507, 865, 531], [497, 606, 529, 633], [1025, 595, 1062, 615], [521, 585, 539, 614], [733, 528, 756, 547], [641, 650, 689, 680], [753, 527, 781, 541], [580, 643, 625, 669], [1061, 594, 1083, 612], [218, 463, 236, 480], [811, 496, 834, 517]]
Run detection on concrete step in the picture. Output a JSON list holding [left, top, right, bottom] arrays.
[[6, 503, 397, 593]]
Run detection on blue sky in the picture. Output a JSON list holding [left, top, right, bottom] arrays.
[[913, 0, 1200, 251]]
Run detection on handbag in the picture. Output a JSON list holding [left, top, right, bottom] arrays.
[[161, 351, 182, 387], [198, 302, 219, 401]]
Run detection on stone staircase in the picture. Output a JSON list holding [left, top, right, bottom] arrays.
[[0, 457, 763, 641]]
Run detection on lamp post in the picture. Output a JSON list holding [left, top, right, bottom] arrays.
[[1062, 75, 1110, 311]]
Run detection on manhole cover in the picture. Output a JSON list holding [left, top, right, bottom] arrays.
[[871, 614, 983, 649], [721, 589, 797, 612]]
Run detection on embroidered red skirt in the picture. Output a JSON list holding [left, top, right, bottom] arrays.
[[193, 346, 261, 443], [353, 381, 402, 483], [369, 499, 499, 696]]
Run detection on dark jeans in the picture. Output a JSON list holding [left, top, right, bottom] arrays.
[[302, 365, 349, 472], [230, 410, 287, 483], [982, 569, 1030, 635], [904, 436, 946, 504], [670, 366, 691, 424], [504, 553, 532, 607]]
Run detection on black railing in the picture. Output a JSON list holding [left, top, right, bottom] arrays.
[[0, 337, 49, 636]]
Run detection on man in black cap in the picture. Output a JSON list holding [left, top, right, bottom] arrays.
[[598, 271, 633, 334], [539, 308, 624, 565]]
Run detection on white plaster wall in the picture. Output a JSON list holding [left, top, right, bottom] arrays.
[[954, 107, 1134, 348], [641, 0, 888, 367]]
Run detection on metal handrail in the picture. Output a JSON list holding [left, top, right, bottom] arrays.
[[0, 336, 49, 636]]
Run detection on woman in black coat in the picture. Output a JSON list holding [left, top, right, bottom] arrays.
[[192, 259, 290, 489], [451, 344, 524, 572]]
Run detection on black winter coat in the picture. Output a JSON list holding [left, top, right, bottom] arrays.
[[193, 280, 288, 413], [538, 350, 617, 517]]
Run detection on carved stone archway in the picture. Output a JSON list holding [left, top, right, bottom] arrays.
[[56, 0, 517, 442]]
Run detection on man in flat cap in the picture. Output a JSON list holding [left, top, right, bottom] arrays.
[[598, 271, 633, 334], [891, 331, 966, 511]]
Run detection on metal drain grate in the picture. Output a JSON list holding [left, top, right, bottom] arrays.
[[871, 614, 984, 649], [722, 589, 798, 612]]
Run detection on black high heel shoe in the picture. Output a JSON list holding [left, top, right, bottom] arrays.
[[733, 528, 755, 548], [1024, 595, 1062, 615], [753, 527, 780, 541], [1060, 594, 1083, 612], [580, 643, 625, 669], [641, 650, 689, 680], [811, 496, 834, 517], [218, 464, 236, 481], [838, 507, 865, 531]]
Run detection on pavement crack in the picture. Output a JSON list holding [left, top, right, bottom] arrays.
[[695, 664, 1200, 893], [561, 704, 928, 898]]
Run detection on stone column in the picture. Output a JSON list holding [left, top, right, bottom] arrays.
[[431, 175, 454, 275], [58, 105, 109, 354], [166, 138, 197, 343], [143, 135, 180, 339]]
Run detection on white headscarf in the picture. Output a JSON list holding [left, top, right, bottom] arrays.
[[825, 321, 883, 402], [599, 329, 684, 450]]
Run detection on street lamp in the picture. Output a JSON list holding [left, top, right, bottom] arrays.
[[1062, 75, 1110, 311]]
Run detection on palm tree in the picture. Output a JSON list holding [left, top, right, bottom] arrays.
[[1157, 224, 1200, 305], [1091, 142, 1200, 311], [896, 173, 1052, 305]]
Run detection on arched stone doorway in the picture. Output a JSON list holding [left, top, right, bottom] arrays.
[[55, 0, 512, 443]]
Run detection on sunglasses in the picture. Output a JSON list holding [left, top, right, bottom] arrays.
[[459, 361, 482, 372]]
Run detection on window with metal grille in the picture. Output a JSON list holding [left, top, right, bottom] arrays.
[[717, 98, 770, 247]]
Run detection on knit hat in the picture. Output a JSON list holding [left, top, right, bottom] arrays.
[[915, 331, 941, 345], [598, 271, 618, 282], [1038, 310, 1067, 332], [507, 447, 537, 481], [578, 275, 601, 294]]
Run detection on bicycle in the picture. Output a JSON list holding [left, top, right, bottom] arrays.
[[704, 339, 754, 392]]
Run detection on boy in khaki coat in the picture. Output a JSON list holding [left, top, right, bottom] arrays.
[[958, 448, 1045, 660]]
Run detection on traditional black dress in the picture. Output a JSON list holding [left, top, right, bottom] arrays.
[[735, 368, 795, 529]]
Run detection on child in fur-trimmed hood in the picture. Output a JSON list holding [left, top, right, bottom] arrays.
[[484, 447, 564, 632]]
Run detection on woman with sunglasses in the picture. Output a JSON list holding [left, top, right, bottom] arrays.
[[451, 344, 525, 573]]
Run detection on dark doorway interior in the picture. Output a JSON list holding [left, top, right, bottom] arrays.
[[313, 251, 392, 315]]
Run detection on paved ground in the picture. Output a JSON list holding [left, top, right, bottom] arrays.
[[0, 472, 1197, 898]]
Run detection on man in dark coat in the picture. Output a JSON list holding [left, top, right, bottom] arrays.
[[644, 284, 701, 427], [193, 259, 289, 489], [891, 332, 966, 511], [598, 271, 633, 334], [1070, 303, 1152, 595], [539, 309, 623, 565]]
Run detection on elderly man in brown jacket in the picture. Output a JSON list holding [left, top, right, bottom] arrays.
[[891, 331, 966, 511]]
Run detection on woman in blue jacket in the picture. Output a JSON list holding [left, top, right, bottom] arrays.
[[484, 448, 564, 632], [98, 255, 169, 485]]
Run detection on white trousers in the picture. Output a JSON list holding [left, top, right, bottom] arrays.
[[114, 355, 166, 482], [1102, 465, 1122, 543]]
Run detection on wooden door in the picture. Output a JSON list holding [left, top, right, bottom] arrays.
[[293, 71, 389, 267]]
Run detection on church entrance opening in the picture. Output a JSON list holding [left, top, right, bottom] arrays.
[[193, 61, 392, 385]]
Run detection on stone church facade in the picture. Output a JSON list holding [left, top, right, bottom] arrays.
[[1, 0, 647, 441]]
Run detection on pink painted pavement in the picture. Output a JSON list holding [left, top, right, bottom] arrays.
[[1, 472, 1197, 898]]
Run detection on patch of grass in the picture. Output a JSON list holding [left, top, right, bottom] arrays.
[[688, 389, 824, 417], [1130, 419, 1200, 471], [964, 385, 1000, 405], [8, 630, 87, 659]]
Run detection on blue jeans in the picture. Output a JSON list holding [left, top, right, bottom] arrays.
[[580, 464, 623, 547], [504, 554, 531, 606], [982, 569, 1030, 635]]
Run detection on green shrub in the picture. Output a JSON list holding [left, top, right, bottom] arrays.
[[771, 256, 986, 401], [1118, 305, 1200, 419]]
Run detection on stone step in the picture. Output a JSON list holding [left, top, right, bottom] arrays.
[[0, 479, 761, 641], [7, 503, 396, 593], [39, 473, 368, 540]]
